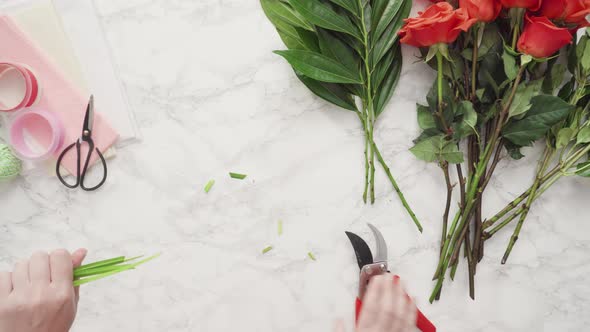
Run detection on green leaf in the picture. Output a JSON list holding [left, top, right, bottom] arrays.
[[542, 62, 566, 94], [204, 180, 215, 193], [556, 128, 575, 149], [328, 0, 359, 16], [410, 135, 464, 164], [507, 80, 543, 118], [502, 50, 518, 80], [278, 220, 283, 235], [274, 50, 363, 83], [478, 24, 502, 58], [417, 104, 436, 130], [262, 246, 273, 254], [370, 0, 411, 66], [288, 0, 362, 40], [229, 172, 247, 179], [372, 0, 405, 41], [577, 127, 590, 144], [453, 101, 477, 139], [576, 161, 590, 177], [372, 48, 395, 89], [503, 94, 575, 146], [260, 0, 315, 31], [307, 251, 317, 260], [583, 40, 590, 72], [317, 28, 358, 72], [296, 73, 358, 111], [277, 29, 306, 50], [374, 45, 402, 116], [505, 141, 525, 160], [295, 27, 320, 52]]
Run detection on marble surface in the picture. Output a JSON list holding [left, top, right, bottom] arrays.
[[1, 0, 590, 331]]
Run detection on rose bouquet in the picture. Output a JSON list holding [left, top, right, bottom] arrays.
[[401, 0, 590, 300]]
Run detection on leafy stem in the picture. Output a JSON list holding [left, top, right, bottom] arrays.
[[359, 0, 376, 204]]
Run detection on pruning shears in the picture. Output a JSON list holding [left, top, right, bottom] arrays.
[[346, 224, 436, 332]]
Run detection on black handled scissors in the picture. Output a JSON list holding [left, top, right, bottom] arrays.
[[56, 95, 108, 191]]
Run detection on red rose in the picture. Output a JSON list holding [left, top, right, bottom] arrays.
[[539, 0, 590, 27], [517, 15, 573, 58], [500, 0, 542, 10], [399, 2, 477, 47], [460, 0, 502, 22]]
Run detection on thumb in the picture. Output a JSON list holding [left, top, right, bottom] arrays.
[[71, 248, 87, 301], [71, 248, 87, 268], [333, 319, 346, 332]]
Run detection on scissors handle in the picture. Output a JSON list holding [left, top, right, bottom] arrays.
[[56, 141, 81, 189], [55, 139, 107, 191], [80, 140, 107, 191], [354, 275, 436, 332]]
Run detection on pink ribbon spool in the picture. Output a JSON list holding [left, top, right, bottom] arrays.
[[0, 62, 40, 112], [9, 108, 64, 161]]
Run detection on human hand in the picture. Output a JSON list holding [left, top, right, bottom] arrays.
[[335, 274, 417, 332], [0, 248, 87, 332]]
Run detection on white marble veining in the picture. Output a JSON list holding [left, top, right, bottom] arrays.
[[1, 0, 590, 331]]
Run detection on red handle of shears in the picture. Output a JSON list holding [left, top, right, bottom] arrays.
[[354, 276, 436, 332]]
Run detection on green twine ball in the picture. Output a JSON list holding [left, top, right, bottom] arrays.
[[0, 144, 22, 180]]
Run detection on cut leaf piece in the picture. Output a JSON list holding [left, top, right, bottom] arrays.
[[229, 172, 248, 180], [204, 180, 215, 193], [278, 220, 283, 236], [274, 50, 363, 84], [262, 246, 273, 254], [308, 252, 317, 261]]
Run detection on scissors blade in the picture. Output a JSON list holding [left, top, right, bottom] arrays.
[[367, 223, 388, 263], [345, 231, 373, 270], [83, 95, 94, 133]]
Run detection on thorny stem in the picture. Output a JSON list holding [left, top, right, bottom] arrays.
[[485, 143, 590, 237], [501, 148, 553, 264], [441, 162, 453, 251], [430, 65, 526, 302]]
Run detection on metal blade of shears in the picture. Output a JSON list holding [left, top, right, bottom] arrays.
[[345, 231, 373, 269], [367, 223, 388, 263], [83, 95, 95, 134]]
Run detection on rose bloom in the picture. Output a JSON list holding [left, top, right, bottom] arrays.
[[500, 0, 542, 10], [459, 0, 502, 22], [517, 15, 573, 58], [539, 0, 590, 27], [399, 2, 477, 47]]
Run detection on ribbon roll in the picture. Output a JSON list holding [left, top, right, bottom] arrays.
[[0, 62, 40, 112], [9, 108, 64, 161]]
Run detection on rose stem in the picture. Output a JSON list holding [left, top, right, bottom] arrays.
[[501, 148, 553, 264], [435, 161, 453, 300], [486, 143, 590, 238], [430, 66, 526, 302]]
